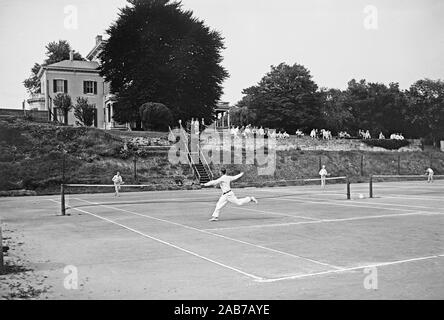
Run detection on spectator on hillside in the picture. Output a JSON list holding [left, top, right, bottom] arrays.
[[258, 126, 265, 137], [268, 129, 277, 139], [310, 129, 317, 139], [339, 131, 351, 139], [379, 132, 385, 139], [295, 129, 304, 137], [194, 118, 200, 134]]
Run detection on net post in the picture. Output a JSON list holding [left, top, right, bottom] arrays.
[[397, 154, 401, 175], [360, 154, 364, 176], [369, 175, 373, 198], [61, 184, 66, 216], [346, 177, 351, 200], [0, 221, 4, 275]]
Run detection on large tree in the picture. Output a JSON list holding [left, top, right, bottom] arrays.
[[341, 79, 410, 136], [24, 40, 84, 94], [319, 88, 354, 134], [99, 0, 228, 126], [238, 63, 321, 132], [406, 79, 444, 144]]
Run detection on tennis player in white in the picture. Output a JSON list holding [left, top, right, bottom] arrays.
[[425, 167, 434, 183], [319, 165, 330, 188], [202, 168, 258, 221], [112, 171, 124, 196]]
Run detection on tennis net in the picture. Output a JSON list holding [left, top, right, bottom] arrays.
[[59, 176, 351, 215], [369, 174, 444, 198]]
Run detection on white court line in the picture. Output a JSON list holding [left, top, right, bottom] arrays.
[[256, 190, 422, 213], [219, 205, 320, 221], [72, 198, 341, 270], [258, 253, 444, 283], [290, 195, 443, 214], [203, 211, 438, 232], [383, 194, 444, 202], [47, 199, 264, 281], [350, 199, 440, 210]]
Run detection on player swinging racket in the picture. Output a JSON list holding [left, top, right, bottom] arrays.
[[112, 171, 124, 197], [425, 167, 434, 183], [319, 165, 330, 188], [201, 168, 258, 221]]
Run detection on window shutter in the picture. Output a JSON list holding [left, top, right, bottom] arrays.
[[83, 81, 87, 94], [64, 80, 68, 93], [94, 82, 97, 94], [53, 80, 57, 93]]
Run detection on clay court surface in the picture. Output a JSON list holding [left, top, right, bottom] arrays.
[[1, 180, 443, 299]]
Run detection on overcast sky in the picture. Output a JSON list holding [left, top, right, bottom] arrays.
[[0, 0, 443, 109]]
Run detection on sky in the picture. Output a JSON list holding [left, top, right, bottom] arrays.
[[0, 0, 443, 109]]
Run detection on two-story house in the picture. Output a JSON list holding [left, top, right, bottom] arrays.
[[38, 50, 105, 127]]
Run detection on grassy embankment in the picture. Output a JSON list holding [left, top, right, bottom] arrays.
[[1, 117, 443, 195]]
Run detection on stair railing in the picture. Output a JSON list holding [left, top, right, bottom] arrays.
[[180, 123, 201, 181]]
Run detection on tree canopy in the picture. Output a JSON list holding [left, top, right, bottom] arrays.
[[24, 40, 84, 94], [237, 62, 444, 143], [237, 63, 321, 132], [99, 0, 228, 125], [407, 79, 444, 144]]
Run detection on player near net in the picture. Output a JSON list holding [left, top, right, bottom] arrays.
[[112, 171, 125, 197], [425, 167, 434, 183], [201, 168, 258, 221], [319, 165, 331, 188]]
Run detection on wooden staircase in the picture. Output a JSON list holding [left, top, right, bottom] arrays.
[[193, 160, 211, 184]]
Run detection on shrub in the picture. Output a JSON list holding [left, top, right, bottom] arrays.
[[362, 139, 410, 150], [74, 97, 96, 127], [139, 102, 173, 131]]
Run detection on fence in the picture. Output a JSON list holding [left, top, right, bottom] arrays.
[[0, 108, 49, 122]]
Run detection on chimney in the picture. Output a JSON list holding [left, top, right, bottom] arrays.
[[96, 35, 103, 45], [69, 50, 74, 61]]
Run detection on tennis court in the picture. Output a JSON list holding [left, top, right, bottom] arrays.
[[1, 177, 443, 299]]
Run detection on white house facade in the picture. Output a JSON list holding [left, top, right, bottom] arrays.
[[33, 35, 228, 130]]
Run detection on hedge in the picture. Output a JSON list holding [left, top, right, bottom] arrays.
[[362, 139, 410, 150]]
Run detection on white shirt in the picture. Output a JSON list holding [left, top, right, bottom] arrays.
[[112, 175, 123, 185], [319, 169, 328, 176], [204, 173, 244, 194], [426, 168, 434, 175]]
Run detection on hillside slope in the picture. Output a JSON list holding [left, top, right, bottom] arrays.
[[1, 117, 443, 196], [0, 117, 194, 195]]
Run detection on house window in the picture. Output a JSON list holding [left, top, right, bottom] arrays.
[[53, 79, 67, 93], [84, 81, 97, 94]]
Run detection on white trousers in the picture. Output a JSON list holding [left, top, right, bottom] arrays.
[[212, 192, 252, 218]]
